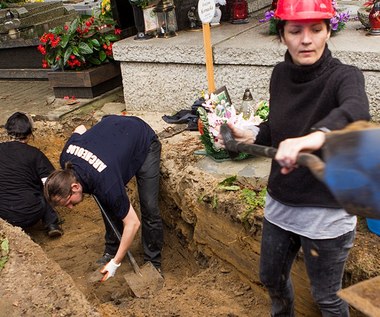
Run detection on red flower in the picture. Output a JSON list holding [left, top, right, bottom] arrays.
[[42, 59, 48, 68], [51, 37, 60, 48], [37, 13, 120, 71], [198, 121, 204, 135], [48, 33, 55, 42], [37, 45, 46, 55], [39, 34, 48, 43]]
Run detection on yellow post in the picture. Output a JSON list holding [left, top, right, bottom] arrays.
[[202, 22, 215, 94]]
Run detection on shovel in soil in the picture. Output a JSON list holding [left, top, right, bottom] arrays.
[[93, 195, 164, 298], [220, 121, 380, 219], [337, 276, 380, 317]]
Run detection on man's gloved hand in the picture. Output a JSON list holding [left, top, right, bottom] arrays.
[[100, 258, 121, 282]]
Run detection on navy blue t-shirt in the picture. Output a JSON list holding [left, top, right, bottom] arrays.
[[60, 115, 157, 219]]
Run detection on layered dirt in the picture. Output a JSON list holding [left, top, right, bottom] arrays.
[[0, 113, 379, 317]]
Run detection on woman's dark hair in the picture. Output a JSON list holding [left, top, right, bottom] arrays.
[[5, 112, 33, 140], [276, 19, 331, 39]]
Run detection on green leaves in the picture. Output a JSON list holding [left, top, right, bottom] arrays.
[[240, 188, 266, 209], [105, 33, 119, 42], [78, 42, 93, 55], [63, 46, 73, 66], [255, 101, 270, 120], [218, 176, 241, 191], [38, 12, 120, 71], [129, 0, 150, 8], [90, 38, 100, 48], [239, 188, 267, 223], [87, 56, 102, 65], [99, 50, 107, 62], [0, 237, 9, 271]]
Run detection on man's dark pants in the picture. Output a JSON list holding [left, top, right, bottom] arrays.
[[102, 139, 164, 269]]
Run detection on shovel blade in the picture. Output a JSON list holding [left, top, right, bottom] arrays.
[[323, 128, 380, 219], [124, 261, 164, 298], [338, 276, 380, 317]]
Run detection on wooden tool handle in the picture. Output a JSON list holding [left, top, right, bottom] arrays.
[[202, 23, 215, 93]]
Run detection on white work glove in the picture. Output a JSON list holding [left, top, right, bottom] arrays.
[[100, 258, 121, 282]]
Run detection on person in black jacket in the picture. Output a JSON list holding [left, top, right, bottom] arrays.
[[219, 0, 370, 316], [0, 112, 63, 237]]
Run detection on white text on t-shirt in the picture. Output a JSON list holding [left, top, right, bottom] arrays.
[[66, 144, 107, 172]]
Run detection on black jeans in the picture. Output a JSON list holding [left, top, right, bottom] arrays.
[[259, 218, 354, 317], [103, 139, 163, 268], [12, 195, 59, 229], [41, 197, 60, 228]]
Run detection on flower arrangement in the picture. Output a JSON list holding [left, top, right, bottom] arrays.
[[259, 0, 350, 35], [197, 92, 269, 161], [37, 11, 121, 71]]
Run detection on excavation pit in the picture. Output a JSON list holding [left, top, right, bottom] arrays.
[[0, 112, 379, 317]]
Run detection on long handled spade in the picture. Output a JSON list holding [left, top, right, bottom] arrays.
[[93, 195, 164, 298], [220, 122, 380, 219]]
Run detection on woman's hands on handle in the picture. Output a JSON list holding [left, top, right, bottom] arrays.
[[275, 131, 326, 174], [218, 122, 256, 146]]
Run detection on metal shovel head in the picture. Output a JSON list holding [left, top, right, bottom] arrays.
[[323, 128, 380, 219], [124, 261, 164, 298]]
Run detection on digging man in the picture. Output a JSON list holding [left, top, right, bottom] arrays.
[[44, 115, 163, 281]]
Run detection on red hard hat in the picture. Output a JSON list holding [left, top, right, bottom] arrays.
[[274, 0, 335, 20]]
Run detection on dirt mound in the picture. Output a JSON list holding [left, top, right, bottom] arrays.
[[0, 219, 100, 317]]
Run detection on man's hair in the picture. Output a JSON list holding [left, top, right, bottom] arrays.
[[44, 162, 77, 206], [5, 112, 34, 140]]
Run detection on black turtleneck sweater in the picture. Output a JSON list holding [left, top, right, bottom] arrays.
[[255, 46, 370, 208]]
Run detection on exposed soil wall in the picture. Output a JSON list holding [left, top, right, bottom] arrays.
[[153, 117, 380, 316]]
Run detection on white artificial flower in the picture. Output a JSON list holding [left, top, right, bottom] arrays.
[[215, 0, 226, 5]]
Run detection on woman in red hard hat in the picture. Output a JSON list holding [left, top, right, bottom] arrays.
[[220, 0, 370, 316]]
